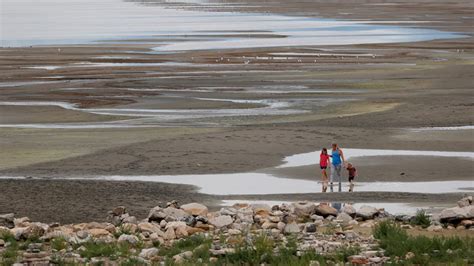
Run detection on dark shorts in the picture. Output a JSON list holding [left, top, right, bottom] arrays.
[[348, 176, 355, 182], [320, 166, 327, 170]]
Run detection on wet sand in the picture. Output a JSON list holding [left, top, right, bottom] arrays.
[[0, 0, 473, 222]]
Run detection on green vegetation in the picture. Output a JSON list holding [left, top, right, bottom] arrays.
[[159, 234, 211, 258], [78, 241, 135, 260], [0, 231, 19, 265], [411, 209, 431, 228], [51, 237, 68, 251], [374, 221, 474, 265]]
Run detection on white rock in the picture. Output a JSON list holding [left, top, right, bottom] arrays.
[[284, 223, 300, 234], [181, 203, 208, 216], [209, 215, 233, 228], [139, 247, 159, 259], [336, 213, 353, 224], [356, 205, 379, 220], [291, 201, 316, 217], [117, 234, 139, 245]]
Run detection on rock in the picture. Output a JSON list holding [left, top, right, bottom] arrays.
[[405, 251, 415, 260], [139, 248, 159, 259], [186, 227, 205, 235], [401, 224, 413, 229], [342, 204, 356, 217], [0, 239, 4, 247], [112, 206, 127, 216], [336, 213, 353, 224], [348, 220, 359, 226], [163, 207, 189, 221], [291, 201, 316, 217], [160, 220, 167, 228], [148, 206, 166, 222], [350, 255, 369, 265], [252, 204, 271, 217], [173, 251, 193, 263], [261, 221, 278, 229], [360, 221, 376, 228], [309, 261, 320, 266], [175, 225, 189, 238], [163, 227, 176, 240], [14, 217, 30, 227], [427, 225, 443, 232], [118, 234, 139, 245], [165, 221, 187, 230], [138, 222, 163, 235], [181, 203, 208, 216], [356, 205, 379, 220], [305, 223, 317, 233], [23, 223, 46, 239], [457, 196, 472, 208], [122, 216, 137, 224], [314, 204, 337, 217], [310, 214, 324, 221], [209, 215, 233, 228], [149, 233, 164, 245], [277, 222, 286, 231], [228, 229, 241, 235], [88, 228, 111, 238], [210, 248, 235, 256], [284, 222, 300, 234], [0, 213, 15, 228], [460, 219, 473, 228], [439, 206, 473, 223]]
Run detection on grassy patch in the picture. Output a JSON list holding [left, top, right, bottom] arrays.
[[374, 221, 474, 265], [78, 241, 134, 259], [159, 234, 211, 258], [411, 209, 431, 228], [51, 237, 68, 251]]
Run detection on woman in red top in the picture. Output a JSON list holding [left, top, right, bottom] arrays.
[[319, 148, 330, 192]]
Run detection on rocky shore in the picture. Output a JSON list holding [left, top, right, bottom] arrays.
[[0, 196, 473, 265]]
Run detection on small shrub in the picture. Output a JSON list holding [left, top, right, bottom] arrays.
[[0, 231, 16, 243], [411, 209, 431, 228], [79, 242, 118, 259], [51, 237, 68, 251]]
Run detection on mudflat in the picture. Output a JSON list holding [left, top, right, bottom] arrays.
[[0, 0, 473, 223]]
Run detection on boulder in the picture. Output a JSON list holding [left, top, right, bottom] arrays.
[[163, 227, 176, 240], [138, 222, 163, 235], [356, 205, 379, 220], [305, 223, 317, 233], [163, 207, 189, 221], [0, 213, 14, 228], [148, 206, 166, 222], [439, 206, 473, 223], [261, 221, 277, 230], [342, 204, 356, 217], [112, 206, 127, 216], [181, 203, 208, 216], [314, 204, 337, 217], [252, 204, 271, 217], [284, 222, 300, 234], [88, 228, 112, 238], [457, 196, 472, 208], [209, 215, 233, 228], [139, 247, 159, 259], [118, 234, 139, 245], [175, 226, 188, 238], [291, 201, 316, 217], [336, 213, 353, 224], [165, 221, 187, 230]]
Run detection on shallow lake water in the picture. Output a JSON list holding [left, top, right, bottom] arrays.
[[2, 0, 464, 50]]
